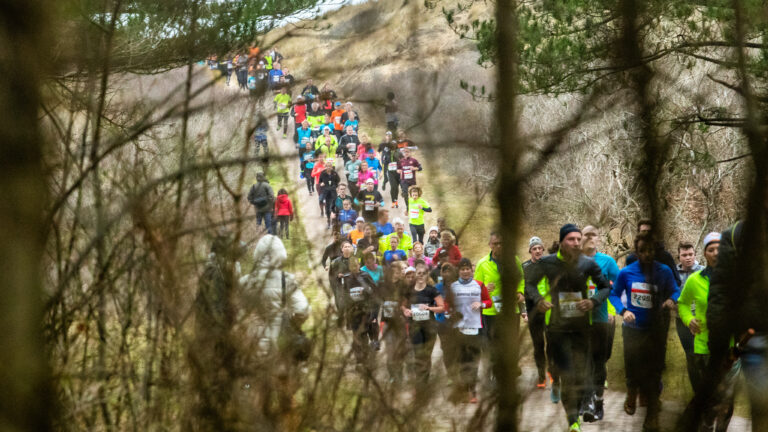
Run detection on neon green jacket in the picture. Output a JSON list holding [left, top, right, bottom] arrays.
[[315, 135, 338, 160], [379, 232, 413, 253], [474, 254, 525, 316], [274, 94, 291, 113], [678, 268, 712, 354]]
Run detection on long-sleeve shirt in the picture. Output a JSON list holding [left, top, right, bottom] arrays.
[[609, 260, 680, 330], [433, 245, 462, 268], [587, 252, 620, 322], [524, 251, 611, 331], [678, 267, 713, 354], [449, 278, 492, 334]]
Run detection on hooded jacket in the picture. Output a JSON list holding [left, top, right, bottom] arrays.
[[238, 235, 309, 355], [274, 194, 294, 217]]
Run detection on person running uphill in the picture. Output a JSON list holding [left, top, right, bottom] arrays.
[[609, 232, 680, 432], [397, 147, 422, 212], [407, 186, 432, 243], [524, 224, 611, 432]]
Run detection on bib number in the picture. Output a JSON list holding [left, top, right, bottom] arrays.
[[350, 287, 365, 302], [278, 103, 286, 109], [365, 200, 374, 211], [459, 328, 479, 335], [587, 279, 596, 298], [630, 282, 653, 309], [559, 292, 584, 318], [409, 207, 420, 220], [341, 223, 353, 235], [492, 295, 502, 313], [388, 162, 398, 171], [382, 301, 398, 318], [347, 142, 356, 152], [404, 168, 413, 179], [411, 305, 430, 321]]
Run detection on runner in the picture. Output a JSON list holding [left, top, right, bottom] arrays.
[[290, 97, 308, 144], [437, 217, 459, 246], [609, 232, 680, 432], [301, 78, 319, 101], [385, 91, 399, 132], [331, 102, 346, 139], [407, 186, 432, 243], [340, 257, 379, 366], [348, 217, 366, 246], [311, 156, 326, 217], [580, 225, 620, 422], [343, 110, 359, 133], [337, 199, 357, 237], [522, 236, 550, 389], [435, 263, 458, 375], [676, 241, 705, 394], [373, 209, 394, 236], [401, 261, 445, 389], [341, 101, 360, 124], [361, 252, 383, 285], [356, 161, 378, 191], [525, 224, 612, 432], [274, 86, 291, 138], [396, 147, 422, 211], [330, 183, 353, 223], [433, 231, 461, 268], [356, 224, 380, 259], [380, 262, 409, 383], [354, 178, 385, 223], [329, 240, 355, 324], [321, 230, 343, 271], [448, 258, 492, 404], [408, 242, 433, 269], [318, 162, 341, 229], [424, 226, 441, 258], [678, 232, 736, 432], [380, 131, 402, 207], [339, 126, 360, 163], [315, 127, 339, 162], [383, 235, 407, 264], [299, 141, 316, 194], [379, 218, 414, 254], [345, 156, 362, 197]]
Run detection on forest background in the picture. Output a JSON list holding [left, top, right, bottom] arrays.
[[1, 0, 766, 431]]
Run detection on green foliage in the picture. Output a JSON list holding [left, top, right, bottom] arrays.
[[431, 0, 768, 96]]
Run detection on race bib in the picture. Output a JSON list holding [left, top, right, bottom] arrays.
[[409, 207, 420, 220], [334, 116, 341, 123], [382, 301, 398, 318], [492, 295, 502, 313], [459, 328, 479, 335], [587, 279, 596, 298], [388, 162, 398, 171], [559, 292, 584, 318], [630, 282, 653, 309], [365, 200, 374, 211], [404, 168, 413, 179], [347, 142, 356, 152], [411, 305, 430, 321], [341, 223, 353, 235], [350, 287, 365, 302]]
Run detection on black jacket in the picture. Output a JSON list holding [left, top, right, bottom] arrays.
[[708, 221, 768, 360], [524, 253, 611, 331], [247, 181, 274, 213], [318, 170, 341, 191]]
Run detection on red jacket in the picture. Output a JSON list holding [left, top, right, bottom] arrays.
[[274, 194, 294, 217], [292, 103, 307, 124], [433, 245, 462, 267]]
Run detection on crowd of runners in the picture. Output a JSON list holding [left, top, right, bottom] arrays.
[[235, 48, 768, 432]]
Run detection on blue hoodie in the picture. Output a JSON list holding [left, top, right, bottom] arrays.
[[589, 252, 620, 323], [609, 260, 679, 329]]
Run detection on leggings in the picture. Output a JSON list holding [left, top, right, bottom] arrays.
[[277, 215, 290, 239], [528, 310, 548, 381], [589, 321, 613, 399], [409, 323, 437, 384], [322, 190, 337, 223], [410, 224, 425, 243], [304, 169, 315, 193], [548, 330, 590, 425], [622, 325, 667, 420], [388, 171, 400, 202]]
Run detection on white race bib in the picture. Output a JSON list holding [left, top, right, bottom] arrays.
[[350, 287, 365, 302], [587, 279, 596, 298], [347, 142, 356, 152], [404, 168, 413, 179], [559, 292, 584, 318], [365, 200, 374, 211], [492, 295, 502, 313], [341, 223, 353, 235], [409, 207, 420, 220], [411, 305, 430, 321], [335, 116, 341, 123], [630, 282, 653, 309], [382, 301, 398, 318], [278, 103, 287, 109], [459, 328, 479, 335], [388, 162, 398, 171]]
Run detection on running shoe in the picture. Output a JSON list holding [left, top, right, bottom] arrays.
[[536, 377, 546, 389], [549, 372, 554, 385], [569, 421, 581, 432], [299, 173, 304, 180], [283, 133, 287, 138], [582, 397, 597, 423], [394, 201, 398, 208], [550, 383, 561, 403], [390, 202, 396, 208], [594, 397, 604, 421]]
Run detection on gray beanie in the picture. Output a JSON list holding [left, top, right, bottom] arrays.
[[528, 236, 544, 251]]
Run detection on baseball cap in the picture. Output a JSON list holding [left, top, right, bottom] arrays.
[[365, 178, 374, 184]]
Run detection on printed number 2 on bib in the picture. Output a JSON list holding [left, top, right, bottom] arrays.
[[630, 282, 653, 309]]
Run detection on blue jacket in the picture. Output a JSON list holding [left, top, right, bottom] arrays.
[[365, 156, 381, 172], [297, 128, 312, 147], [590, 252, 620, 323], [610, 261, 680, 329], [374, 222, 394, 236]]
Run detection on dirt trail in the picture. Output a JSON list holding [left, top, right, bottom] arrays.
[[268, 124, 751, 431]]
